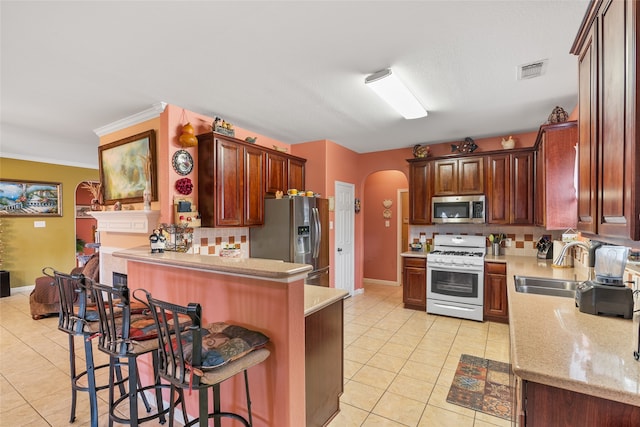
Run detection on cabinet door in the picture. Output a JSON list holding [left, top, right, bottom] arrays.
[[433, 159, 457, 195], [534, 138, 546, 227], [243, 145, 265, 226], [535, 123, 578, 229], [458, 157, 484, 194], [408, 160, 431, 224], [598, 0, 636, 239], [577, 22, 598, 234], [402, 257, 426, 310], [265, 152, 288, 194], [484, 262, 508, 323], [197, 133, 216, 227], [511, 151, 534, 224], [288, 158, 305, 192], [487, 154, 510, 224], [215, 138, 244, 227]]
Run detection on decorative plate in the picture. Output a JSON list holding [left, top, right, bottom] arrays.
[[383, 209, 392, 219], [172, 150, 193, 175]]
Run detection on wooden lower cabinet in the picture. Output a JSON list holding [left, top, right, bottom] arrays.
[[402, 256, 427, 310], [483, 262, 508, 323], [518, 379, 640, 426], [305, 298, 344, 427]]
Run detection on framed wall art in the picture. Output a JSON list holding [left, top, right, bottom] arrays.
[[75, 205, 92, 218], [0, 179, 62, 217], [98, 130, 157, 204]]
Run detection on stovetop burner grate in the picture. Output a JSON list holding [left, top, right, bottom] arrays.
[[430, 250, 485, 257]]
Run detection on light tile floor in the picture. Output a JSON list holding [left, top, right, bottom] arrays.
[[328, 283, 511, 427], [0, 283, 511, 427]]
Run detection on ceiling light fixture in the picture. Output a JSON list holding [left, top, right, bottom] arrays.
[[365, 68, 428, 119]]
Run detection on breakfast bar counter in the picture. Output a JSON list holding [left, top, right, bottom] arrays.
[[504, 255, 640, 419], [113, 247, 322, 427]]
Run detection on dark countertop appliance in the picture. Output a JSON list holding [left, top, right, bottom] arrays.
[[250, 197, 329, 287], [575, 245, 634, 319]]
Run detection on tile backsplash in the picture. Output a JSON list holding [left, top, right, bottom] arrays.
[[409, 224, 563, 257], [190, 227, 250, 258]]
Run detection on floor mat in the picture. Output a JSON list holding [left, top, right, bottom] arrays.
[[446, 354, 512, 420]]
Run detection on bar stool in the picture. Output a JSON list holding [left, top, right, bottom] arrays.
[[49, 268, 116, 427], [88, 279, 182, 426], [142, 290, 270, 427]]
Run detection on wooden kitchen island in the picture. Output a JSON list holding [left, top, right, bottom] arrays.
[[114, 247, 348, 427]]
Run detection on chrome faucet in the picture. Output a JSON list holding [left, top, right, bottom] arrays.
[[553, 240, 602, 281]]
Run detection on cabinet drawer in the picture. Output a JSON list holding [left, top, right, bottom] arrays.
[[403, 257, 426, 268], [485, 262, 506, 275]]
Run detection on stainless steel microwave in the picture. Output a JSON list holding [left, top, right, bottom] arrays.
[[432, 195, 485, 224]]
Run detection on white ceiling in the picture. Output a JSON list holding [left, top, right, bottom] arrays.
[[1, 0, 589, 170]]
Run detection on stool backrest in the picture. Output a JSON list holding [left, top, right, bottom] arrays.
[[51, 269, 88, 336], [88, 280, 133, 356], [141, 291, 202, 388]]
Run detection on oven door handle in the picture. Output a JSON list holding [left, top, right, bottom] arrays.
[[430, 302, 477, 312], [427, 265, 484, 274]]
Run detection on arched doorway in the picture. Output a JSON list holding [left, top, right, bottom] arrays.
[[75, 181, 98, 266], [362, 170, 408, 285]]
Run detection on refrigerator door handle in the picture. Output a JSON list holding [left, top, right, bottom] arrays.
[[312, 207, 321, 259]]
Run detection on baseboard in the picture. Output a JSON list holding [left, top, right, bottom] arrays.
[[8, 284, 35, 293], [362, 278, 400, 287]]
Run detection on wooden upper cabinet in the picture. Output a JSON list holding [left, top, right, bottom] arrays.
[[217, 139, 244, 226], [408, 159, 431, 224], [243, 145, 265, 226], [197, 133, 265, 227], [534, 122, 578, 230], [571, 0, 640, 240], [576, 22, 598, 234], [433, 158, 483, 196], [511, 151, 534, 224], [486, 150, 534, 225], [265, 152, 306, 195], [265, 152, 288, 194], [288, 158, 305, 192], [486, 154, 510, 224]]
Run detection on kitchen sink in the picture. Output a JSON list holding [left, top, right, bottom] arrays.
[[513, 276, 581, 298]]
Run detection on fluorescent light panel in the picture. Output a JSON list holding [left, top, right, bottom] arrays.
[[365, 69, 427, 119]]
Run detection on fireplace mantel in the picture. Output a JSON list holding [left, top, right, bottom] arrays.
[[89, 210, 161, 234]]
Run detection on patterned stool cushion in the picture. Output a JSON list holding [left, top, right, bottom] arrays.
[[130, 312, 192, 341], [172, 322, 269, 370]]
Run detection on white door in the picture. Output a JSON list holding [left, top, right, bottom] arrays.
[[334, 181, 355, 295]]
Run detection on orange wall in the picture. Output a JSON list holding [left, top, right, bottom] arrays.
[[363, 171, 408, 282]]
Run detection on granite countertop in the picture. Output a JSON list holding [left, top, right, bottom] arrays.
[[113, 246, 313, 281], [400, 251, 428, 258], [304, 285, 349, 316], [504, 255, 640, 407]]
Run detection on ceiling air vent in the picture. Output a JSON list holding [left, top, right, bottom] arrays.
[[517, 59, 548, 80]]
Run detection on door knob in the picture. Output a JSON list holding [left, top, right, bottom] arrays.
[[337, 248, 342, 252]]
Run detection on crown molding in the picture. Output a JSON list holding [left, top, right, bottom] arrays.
[[93, 102, 167, 137]]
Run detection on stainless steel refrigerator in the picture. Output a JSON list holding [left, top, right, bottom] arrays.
[[250, 197, 329, 286]]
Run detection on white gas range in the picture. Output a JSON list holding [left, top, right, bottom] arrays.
[[426, 235, 486, 321]]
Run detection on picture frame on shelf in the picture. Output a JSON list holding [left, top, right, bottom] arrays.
[[99, 130, 157, 204], [0, 179, 62, 217], [75, 205, 92, 218]]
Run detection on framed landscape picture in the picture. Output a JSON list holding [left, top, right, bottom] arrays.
[[99, 130, 157, 204], [0, 179, 62, 217]]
